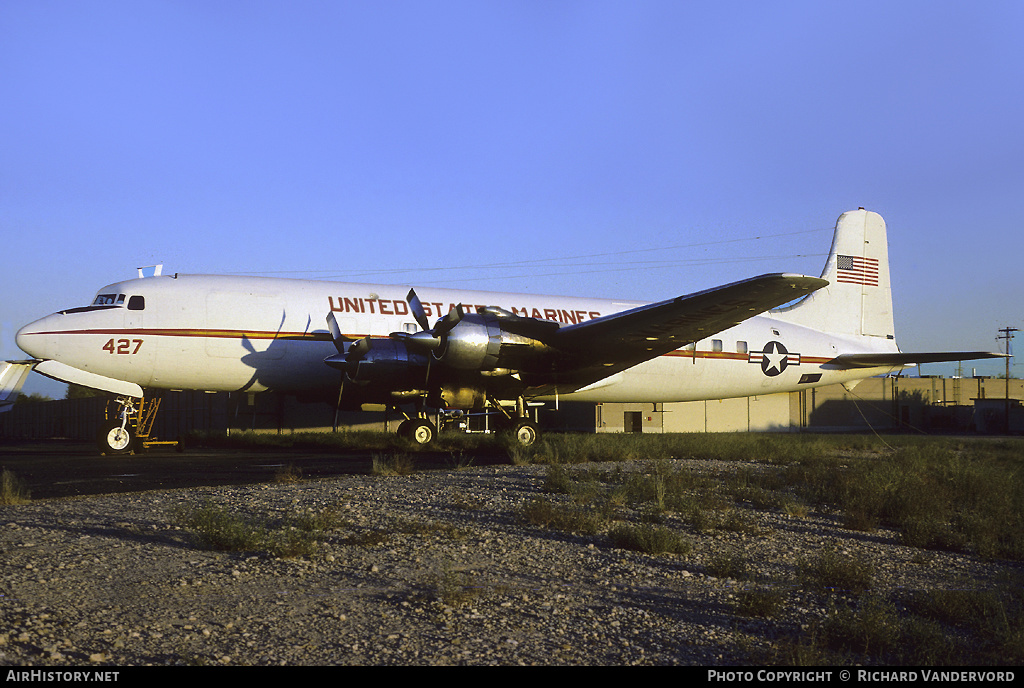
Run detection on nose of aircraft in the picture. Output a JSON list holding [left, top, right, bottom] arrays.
[[16, 315, 58, 360]]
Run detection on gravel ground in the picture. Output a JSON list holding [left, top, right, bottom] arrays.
[[0, 458, 1017, 666]]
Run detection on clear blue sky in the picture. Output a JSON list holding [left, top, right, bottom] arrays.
[[3, 1, 1022, 398]]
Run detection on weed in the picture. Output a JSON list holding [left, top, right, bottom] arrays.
[[0, 469, 30, 505], [176, 502, 274, 553], [288, 504, 346, 532], [506, 443, 536, 466], [719, 509, 763, 535], [450, 494, 485, 511], [706, 552, 751, 580], [339, 529, 390, 546], [274, 463, 302, 484], [431, 563, 483, 608], [798, 545, 873, 594], [175, 501, 336, 558], [607, 523, 691, 555], [813, 596, 952, 665], [818, 597, 902, 660], [736, 586, 785, 618], [542, 463, 575, 494], [371, 453, 414, 476], [445, 450, 474, 470], [520, 497, 606, 534], [781, 498, 808, 518]]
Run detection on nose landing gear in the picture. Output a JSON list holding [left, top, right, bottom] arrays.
[[97, 397, 137, 455], [97, 396, 177, 455]]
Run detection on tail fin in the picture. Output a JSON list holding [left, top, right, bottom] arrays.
[[773, 209, 895, 340]]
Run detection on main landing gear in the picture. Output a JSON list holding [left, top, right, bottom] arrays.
[[389, 395, 540, 447], [397, 417, 438, 445], [496, 396, 539, 447]]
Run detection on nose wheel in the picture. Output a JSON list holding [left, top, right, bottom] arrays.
[[98, 419, 135, 454]]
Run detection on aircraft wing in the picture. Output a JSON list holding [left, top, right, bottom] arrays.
[[831, 352, 1008, 368], [0, 360, 36, 412], [522, 273, 828, 391]]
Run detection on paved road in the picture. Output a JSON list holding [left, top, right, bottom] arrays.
[[0, 440, 500, 500]]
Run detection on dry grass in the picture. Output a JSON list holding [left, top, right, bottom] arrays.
[[0, 469, 30, 505]]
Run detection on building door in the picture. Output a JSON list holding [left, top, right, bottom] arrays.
[[624, 411, 643, 433]]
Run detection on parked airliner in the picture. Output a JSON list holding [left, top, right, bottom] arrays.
[[5, 209, 1002, 452]]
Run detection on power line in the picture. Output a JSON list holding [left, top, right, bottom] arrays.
[[225, 227, 831, 281]]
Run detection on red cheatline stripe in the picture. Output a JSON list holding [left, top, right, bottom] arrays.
[[21, 328, 336, 341]]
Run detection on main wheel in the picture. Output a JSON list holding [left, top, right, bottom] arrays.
[[510, 419, 539, 447], [97, 420, 134, 455], [402, 418, 437, 445]]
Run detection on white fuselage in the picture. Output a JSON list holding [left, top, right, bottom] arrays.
[[16, 273, 899, 405]]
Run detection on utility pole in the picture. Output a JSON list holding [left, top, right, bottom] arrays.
[[998, 326, 1018, 434]]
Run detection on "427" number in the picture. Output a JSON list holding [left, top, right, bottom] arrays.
[[102, 338, 143, 355]]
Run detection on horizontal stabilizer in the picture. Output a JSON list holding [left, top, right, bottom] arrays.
[[832, 351, 1007, 369], [0, 360, 36, 412]]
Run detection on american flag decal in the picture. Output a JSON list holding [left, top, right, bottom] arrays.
[[836, 255, 879, 286]]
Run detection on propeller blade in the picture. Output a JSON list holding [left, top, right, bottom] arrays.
[[390, 330, 442, 351], [433, 303, 464, 337], [406, 288, 431, 332], [326, 312, 347, 354], [324, 353, 347, 370], [350, 336, 371, 358]]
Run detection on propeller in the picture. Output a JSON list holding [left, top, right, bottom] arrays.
[[324, 311, 367, 379], [390, 288, 464, 352]]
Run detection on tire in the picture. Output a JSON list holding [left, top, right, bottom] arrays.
[[510, 419, 539, 447], [403, 419, 437, 445], [97, 420, 134, 455], [396, 419, 411, 439]]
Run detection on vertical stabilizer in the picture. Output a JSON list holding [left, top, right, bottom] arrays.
[[773, 209, 894, 339]]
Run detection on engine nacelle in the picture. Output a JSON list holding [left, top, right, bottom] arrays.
[[434, 313, 548, 371], [329, 339, 428, 389]]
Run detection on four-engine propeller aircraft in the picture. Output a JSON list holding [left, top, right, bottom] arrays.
[[5, 209, 1004, 452]]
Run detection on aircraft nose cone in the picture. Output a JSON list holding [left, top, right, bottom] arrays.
[[16, 316, 57, 359]]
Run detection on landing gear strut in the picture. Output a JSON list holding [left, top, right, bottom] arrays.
[[491, 395, 540, 447], [97, 397, 138, 455], [97, 395, 178, 455]]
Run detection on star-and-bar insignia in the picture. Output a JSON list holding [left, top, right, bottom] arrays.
[[749, 341, 800, 377]]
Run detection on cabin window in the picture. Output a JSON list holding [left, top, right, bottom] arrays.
[[737, 340, 748, 354], [127, 295, 145, 311], [712, 339, 723, 352]]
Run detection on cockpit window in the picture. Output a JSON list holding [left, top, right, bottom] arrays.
[[92, 293, 126, 306], [127, 295, 145, 311]]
